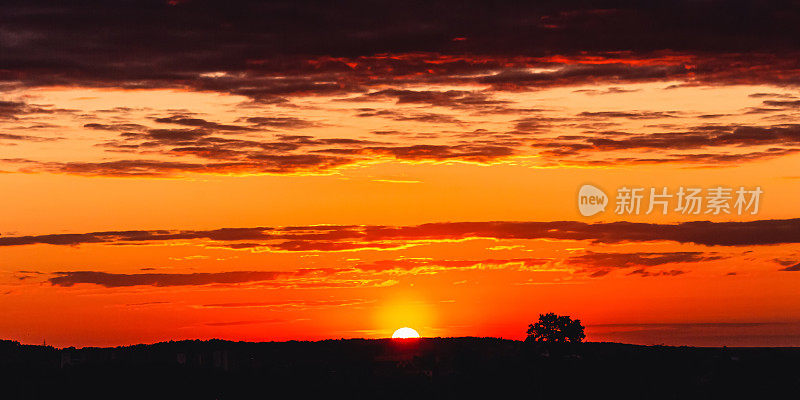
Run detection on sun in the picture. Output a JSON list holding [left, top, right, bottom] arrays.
[[392, 327, 420, 339]]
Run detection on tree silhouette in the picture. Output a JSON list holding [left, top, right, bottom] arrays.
[[526, 313, 585, 343]]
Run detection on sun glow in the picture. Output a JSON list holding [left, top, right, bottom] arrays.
[[391, 327, 420, 339]]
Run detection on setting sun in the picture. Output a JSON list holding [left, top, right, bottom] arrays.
[[392, 327, 421, 339]]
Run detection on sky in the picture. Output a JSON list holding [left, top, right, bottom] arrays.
[[1, 0, 800, 347]]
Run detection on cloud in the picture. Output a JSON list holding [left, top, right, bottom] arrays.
[[5, 2, 800, 175], [626, 269, 685, 277], [262, 240, 407, 252], [577, 111, 679, 120], [762, 100, 800, 108], [153, 115, 254, 132], [574, 87, 642, 95], [0, 99, 70, 119], [36, 118, 800, 174], [563, 251, 718, 278], [0, 133, 59, 142], [3, 218, 799, 249], [83, 123, 147, 132], [48, 270, 285, 287], [5, 139, 518, 176], [479, 63, 692, 89], [528, 123, 800, 166], [589, 270, 610, 278], [511, 116, 570, 134], [779, 263, 800, 272], [91, 128, 383, 168], [3, 1, 800, 104], [352, 257, 551, 274], [357, 144, 515, 162], [14, 270, 44, 281], [136, 128, 210, 143], [344, 89, 508, 109], [29, 156, 355, 177], [354, 109, 465, 124], [772, 258, 798, 267], [199, 299, 372, 309], [749, 93, 797, 99], [244, 117, 319, 129], [565, 251, 723, 269], [534, 124, 800, 152], [45, 267, 400, 289], [75, 116, 800, 177], [595, 148, 800, 166]]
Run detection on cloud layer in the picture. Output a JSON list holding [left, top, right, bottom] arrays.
[[3, 219, 799, 249], [2, 2, 800, 175]]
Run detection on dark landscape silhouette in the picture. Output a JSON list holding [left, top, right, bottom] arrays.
[[2, 317, 799, 399]]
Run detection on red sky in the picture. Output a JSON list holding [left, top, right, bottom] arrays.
[[1, 0, 800, 347]]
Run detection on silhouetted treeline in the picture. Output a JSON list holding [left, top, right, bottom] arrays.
[[1, 338, 799, 399]]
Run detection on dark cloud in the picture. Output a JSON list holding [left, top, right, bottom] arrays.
[[7, 1, 800, 174], [12, 155, 356, 177], [95, 129, 381, 165], [14, 270, 44, 281], [370, 130, 407, 136], [772, 258, 797, 267], [479, 63, 693, 89], [5, 1, 800, 101], [264, 240, 404, 252], [565, 251, 723, 269], [3, 218, 799, 249], [512, 117, 568, 134], [358, 144, 514, 162], [749, 93, 797, 99], [355, 109, 464, 125], [762, 100, 800, 108], [589, 270, 610, 278], [601, 148, 800, 166], [137, 128, 210, 143], [574, 87, 641, 95], [46, 269, 394, 290], [779, 263, 800, 272], [530, 124, 800, 165], [244, 117, 319, 129], [5, 137, 517, 176], [200, 299, 371, 309], [0, 100, 60, 119], [153, 115, 254, 132], [577, 111, 679, 120], [51, 160, 252, 177], [84, 123, 147, 132], [0, 101, 35, 119], [353, 258, 549, 273], [48, 270, 284, 287], [595, 124, 800, 149], [345, 89, 507, 109], [626, 269, 685, 277], [0, 133, 59, 142]]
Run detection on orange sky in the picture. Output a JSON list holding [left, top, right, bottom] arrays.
[[2, 1, 800, 348], [2, 80, 799, 348]]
